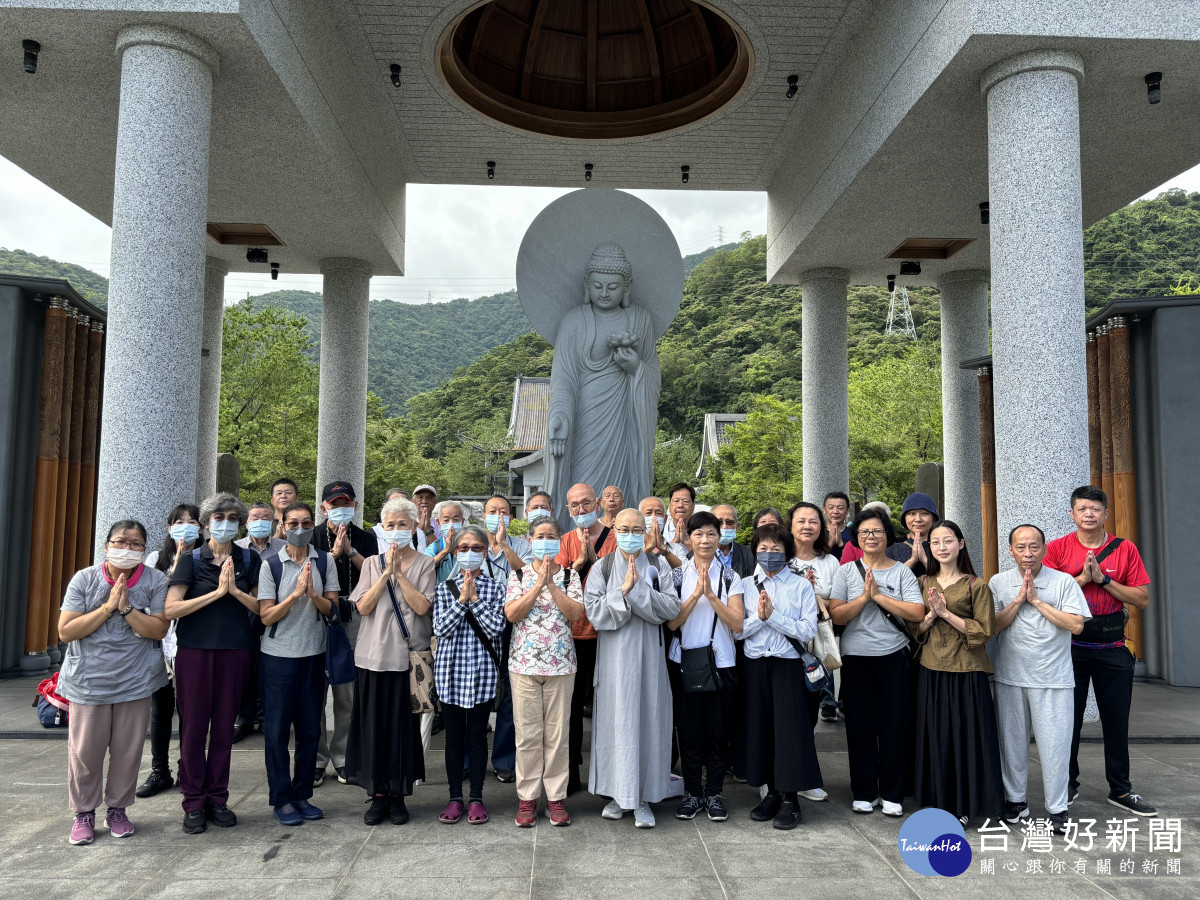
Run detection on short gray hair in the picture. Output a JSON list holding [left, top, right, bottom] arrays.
[[385, 487, 409, 501], [381, 497, 419, 525], [452, 524, 489, 553], [199, 491, 248, 526], [433, 499, 467, 522], [247, 501, 273, 515]]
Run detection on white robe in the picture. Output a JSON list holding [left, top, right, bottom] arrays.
[[584, 550, 682, 809]]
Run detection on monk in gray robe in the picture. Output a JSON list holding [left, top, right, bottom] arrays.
[[585, 508, 681, 828]]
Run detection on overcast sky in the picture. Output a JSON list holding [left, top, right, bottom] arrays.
[[2, 154, 1198, 305]]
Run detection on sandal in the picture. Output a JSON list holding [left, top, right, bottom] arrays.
[[467, 800, 489, 824], [439, 800, 465, 824]]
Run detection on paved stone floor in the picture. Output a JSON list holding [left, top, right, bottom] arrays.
[[0, 737, 1194, 897], [1, 680, 1196, 898]]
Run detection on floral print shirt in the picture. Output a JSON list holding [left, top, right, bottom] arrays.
[[505, 566, 581, 677]]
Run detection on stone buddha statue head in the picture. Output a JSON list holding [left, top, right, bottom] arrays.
[[583, 243, 634, 311]]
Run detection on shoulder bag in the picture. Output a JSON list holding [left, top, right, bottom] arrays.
[[1074, 538, 1130, 644], [447, 579, 509, 711], [855, 560, 918, 654], [382, 554, 435, 714], [678, 574, 729, 694], [754, 574, 832, 693]]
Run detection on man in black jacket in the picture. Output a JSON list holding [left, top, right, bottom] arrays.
[[313, 481, 378, 785]]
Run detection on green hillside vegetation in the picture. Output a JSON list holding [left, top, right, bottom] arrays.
[[0, 247, 110, 306], [5, 191, 1198, 519]]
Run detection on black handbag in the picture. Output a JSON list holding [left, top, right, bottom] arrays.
[[1074, 538, 1128, 644], [678, 575, 729, 694]]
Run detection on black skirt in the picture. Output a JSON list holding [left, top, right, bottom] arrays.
[[344, 668, 424, 796], [742, 655, 823, 793], [914, 667, 1004, 818]]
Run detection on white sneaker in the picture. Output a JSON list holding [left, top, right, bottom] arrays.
[[881, 800, 904, 817], [634, 803, 656, 828], [852, 797, 880, 814], [602, 800, 626, 820], [799, 788, 828, 802]]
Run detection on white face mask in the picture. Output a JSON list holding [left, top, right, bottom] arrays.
[[382, 529, 412, 547], [644, 515, 665, 533], [106, 548, 143, 569]]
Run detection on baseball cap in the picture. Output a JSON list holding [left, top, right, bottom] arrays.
[[412, 484, 438, 497], [321, 481, 356, 503]]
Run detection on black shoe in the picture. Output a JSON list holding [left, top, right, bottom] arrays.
[[364, 796, 389, 826], [183, 810, 207, 834], [820, 704, 839, 722], [582, 704, 593, 718], [1108, 792, 1157, 817], [750, 792, 782, 822], [231, 720, 251, 744], [495, 769, 516, 784], [313, 769, 326, 788], [706, 795, 728, 822], [773, 799, 802, 830], [1049, 811, 1070, 834], [205, 803, 237, 827], [336, 766, 348, 785], [675, 794, 704, 820], [1002, 800, 1029, 824], [1067, 784, 1080, 806], [389, 797, 409, 825], [136, 770, 174, 798]]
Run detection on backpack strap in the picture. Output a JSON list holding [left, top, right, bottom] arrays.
[[593, 525, 612, 556], [266, 554, 284, 638], [856, 561, 917, 652], [1076, 536, 1124, 577], [447, 579, 502, 672]]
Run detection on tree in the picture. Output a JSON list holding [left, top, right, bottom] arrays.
[[363, 393, 443, 523], [847, 342, 943, 511], [653, 433, 701, 497], [219, 298, 320, 502], [702, 396, 803, 538]]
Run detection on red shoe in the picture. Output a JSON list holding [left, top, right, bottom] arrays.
[[515, 799, 537, 828], [439, 800, 464, 824], [547, 800, 571, 827], [467, 800, 489, 824]]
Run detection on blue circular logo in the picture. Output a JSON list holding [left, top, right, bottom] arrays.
[[897, 808, 972, 877]]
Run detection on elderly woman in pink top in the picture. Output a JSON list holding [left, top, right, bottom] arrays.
[[504, 515, 585, 828]]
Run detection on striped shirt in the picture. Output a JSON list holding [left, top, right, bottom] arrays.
[[432, 571, 507, 707]]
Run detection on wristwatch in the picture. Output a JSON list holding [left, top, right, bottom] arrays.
[[118, 607, 132, 617], [1102, 574, 1112, 586]]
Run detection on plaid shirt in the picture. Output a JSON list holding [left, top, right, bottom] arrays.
[[432, 571, 506, 708]]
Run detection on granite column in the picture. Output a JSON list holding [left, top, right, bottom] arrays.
[[937, 269, 990, 566], [800, 268, 850, 501], [196, 257, 229, 502], [982, 51, 1089, 554], [315, 258, 372, 521], [95, 26, 217, 553]]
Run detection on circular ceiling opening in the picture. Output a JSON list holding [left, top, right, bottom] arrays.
[[437, 0, 753, 140]]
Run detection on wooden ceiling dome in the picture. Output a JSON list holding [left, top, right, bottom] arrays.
[[438, 0, 752, 139]]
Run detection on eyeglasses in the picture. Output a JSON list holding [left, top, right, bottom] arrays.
[[456, 544, 487, 553], [615, 528, 646, 536], [859, 529, 886, 538], [107, 540, 146, 551], [716, 518, 738, 527], [567, 500, 595, 512]]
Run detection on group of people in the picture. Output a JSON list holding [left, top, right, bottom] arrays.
[[55, 476, 1157, 845]]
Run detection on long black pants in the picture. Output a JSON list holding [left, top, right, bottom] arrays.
[[1070, 644, 1135, 797], [840, 649, 911, 804], [677, 666, 738, 798], [148, 679, 177, 774], [444, 701, 491, 802], [569, 638, 597, 770]]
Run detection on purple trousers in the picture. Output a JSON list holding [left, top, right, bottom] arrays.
[[175, 647, 251, 813]]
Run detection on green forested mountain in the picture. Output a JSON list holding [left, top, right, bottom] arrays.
[[0, 247, 110, 306]]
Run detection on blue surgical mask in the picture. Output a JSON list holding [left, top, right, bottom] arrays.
[[616, 532, 643, 554], [285, 527, 313, 547], [170, 522, 201, 543], [327, 507, 354, 526], [382, 529, 412, 547], [485, 514, 510, 533], [527, 508, 552, 521], [757, 551, 786, 573], [246, 520, 272, 540], [720, 528, 737, 546], [531, 538, 560, 560], [209, 520, 239, 543], [572, 509, 598, 529], [457, 550, 485, 571]]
